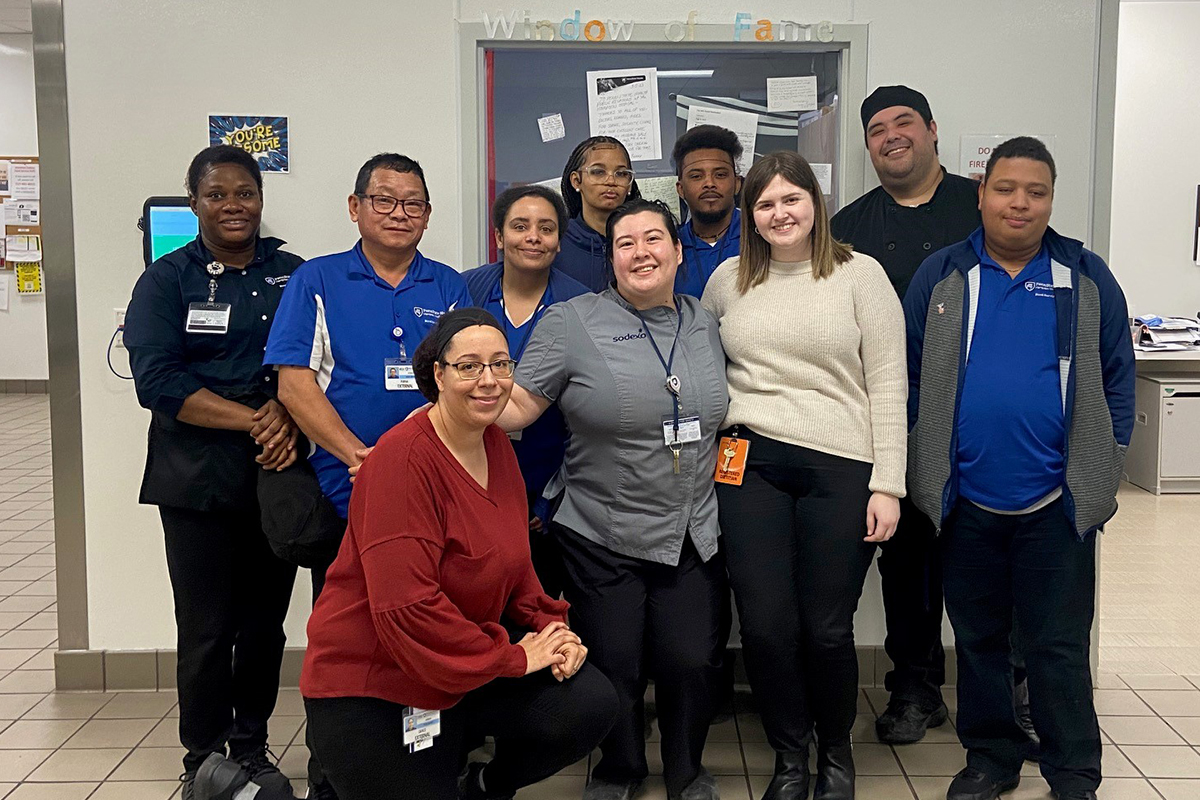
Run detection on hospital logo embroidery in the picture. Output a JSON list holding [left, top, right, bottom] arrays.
[[414, 306, 448, 322], [264, 274, 290, 287], [1024, 281, 1054, 299]]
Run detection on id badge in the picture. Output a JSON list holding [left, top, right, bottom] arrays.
[[662, 415, 702, 446], [185, 302, 232, 335], [715, 436, 751, 486], [384, 358, 418, 391], [403, 707, 441, 752]]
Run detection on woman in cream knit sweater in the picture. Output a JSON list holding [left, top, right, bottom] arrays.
[[701, 151, 906, 800]]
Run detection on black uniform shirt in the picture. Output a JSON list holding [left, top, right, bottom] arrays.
[[124, 235, 304, 511], [830, 169, 981, 301]]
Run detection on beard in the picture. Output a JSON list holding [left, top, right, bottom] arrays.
[[690, 204, 733, 227]]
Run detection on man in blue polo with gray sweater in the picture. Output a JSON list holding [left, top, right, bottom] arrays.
[[904, 137, 1134, 800]]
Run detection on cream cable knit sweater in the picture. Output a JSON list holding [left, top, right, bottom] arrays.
[[701, 252, 908, 496]]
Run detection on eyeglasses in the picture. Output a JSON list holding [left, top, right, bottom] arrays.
[[358, 194, 430, 217], [578, 166, 635, 186], [440, 359, 517, 380]]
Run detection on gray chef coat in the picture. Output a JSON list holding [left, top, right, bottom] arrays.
[[516, 286, 728, 566]]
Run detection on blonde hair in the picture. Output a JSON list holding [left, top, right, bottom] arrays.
[[737, 151, 853, 294]]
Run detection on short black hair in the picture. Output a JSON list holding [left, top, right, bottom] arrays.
[[185, 145, 262, 197], [560, 136, 642, 219], [984, 136, 1057, 186], [671, 125, 743, 177], [412, 308, 505, 402], [354, 153, 429, 200], [491, 184, 569, 237]]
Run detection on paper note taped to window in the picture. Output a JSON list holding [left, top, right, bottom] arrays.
[[537, 113, 566, 143], [766, 76, 818, 113], [586, 68, 662, 162]]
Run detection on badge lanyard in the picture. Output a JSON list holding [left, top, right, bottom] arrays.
[[633, 300, 684, 474], [205, 261, 225, 301], [185, 261, 233, 335]]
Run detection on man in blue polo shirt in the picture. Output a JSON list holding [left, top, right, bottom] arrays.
[[268, 152, 470, 573], [905, 137, 1134, 800], [672, 125, 742, 298]]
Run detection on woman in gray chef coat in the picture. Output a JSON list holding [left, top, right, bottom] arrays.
[[498, 199, 729, 800]]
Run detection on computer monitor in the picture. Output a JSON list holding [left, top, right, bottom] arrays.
[[141, 196, 198, 266]]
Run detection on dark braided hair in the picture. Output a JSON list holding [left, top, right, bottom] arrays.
[[559, 136, 642, 219]]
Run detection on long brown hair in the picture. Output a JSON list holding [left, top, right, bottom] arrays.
[[737, 151, 852, 293]]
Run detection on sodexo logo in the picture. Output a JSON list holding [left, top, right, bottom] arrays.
[[612, 331, 648, 343]]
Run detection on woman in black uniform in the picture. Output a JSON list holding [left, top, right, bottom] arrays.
[[124, 145, 302, 800]]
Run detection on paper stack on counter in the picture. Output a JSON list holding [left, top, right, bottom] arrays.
[[1134, 315, 1200, 350]]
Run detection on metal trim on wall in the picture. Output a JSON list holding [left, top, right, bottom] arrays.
[[31, 0, 89, 651]]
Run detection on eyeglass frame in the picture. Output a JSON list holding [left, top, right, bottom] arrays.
[[356, 193, 431, 218], [575, 165, 636, 186], [439, 359, 518, 380]]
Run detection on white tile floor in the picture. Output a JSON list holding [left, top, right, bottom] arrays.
[[2, 393, 1200, 798]]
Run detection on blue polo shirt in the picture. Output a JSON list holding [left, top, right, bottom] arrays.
[[956, 229, 1064, 511], [264, 241, 471, 516], [676, 208, 741, 298], [462, 262, 589, 521]]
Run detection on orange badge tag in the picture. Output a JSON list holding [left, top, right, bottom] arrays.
[[714, 436, 750, 486]]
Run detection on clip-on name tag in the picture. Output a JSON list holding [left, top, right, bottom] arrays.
[[186, 262, 232, 334], [715, 435, 750, 486], [403, 707, 441, 753]]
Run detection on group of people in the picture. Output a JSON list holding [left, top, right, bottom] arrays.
[[123, 84, 1135, 800]]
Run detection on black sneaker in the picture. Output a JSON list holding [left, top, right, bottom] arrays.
[[947, 766, 1020, 800], [235, 747, 297, 799], [308, 778, 340, 799], [458, 762, 516, 800], [875, 699, 949, 744], [1053, 792, 1097, 800], [179, 771, 196, 800]]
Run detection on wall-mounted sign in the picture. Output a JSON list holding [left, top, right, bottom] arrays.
[[209, 115, 290, 173], [481, 9, 834, 43]]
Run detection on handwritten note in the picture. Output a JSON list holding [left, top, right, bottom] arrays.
[[537, 113, 566, 143], [586, 68, 662, 162], [767, 76, 818, 113], [811, 163, 833, 195], [636, 175, 682, 222]]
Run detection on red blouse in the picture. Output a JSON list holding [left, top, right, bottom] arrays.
[[300, 410, 569, 710]]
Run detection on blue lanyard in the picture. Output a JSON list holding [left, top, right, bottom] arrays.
[[500, 285, 551, 362], [632, 300, 683, 444]]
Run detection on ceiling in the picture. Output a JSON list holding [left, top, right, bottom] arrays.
[[0, 0, 31, 34]]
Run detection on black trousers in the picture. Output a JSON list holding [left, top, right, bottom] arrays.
[[306, 516, 346, 789], [941, 499, 1101, 794], [305, 664, 617, 800], [716, 431, 876, 752], [529, 527, 567, 601], [555, 524, 727, 796], [160, 506, 297, 773], [877, 496, 946, 709]]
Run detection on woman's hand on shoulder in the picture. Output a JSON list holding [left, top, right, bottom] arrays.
[[517, 621, 580, 676], [864, 492, 900, 543]]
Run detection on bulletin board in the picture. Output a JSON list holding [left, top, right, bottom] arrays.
[[0, 156, 43, 297], [478, 44, 845, 264]]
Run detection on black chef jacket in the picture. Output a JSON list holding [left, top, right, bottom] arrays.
[[830, 169, 981, 302], [124, 235, 304, 512]]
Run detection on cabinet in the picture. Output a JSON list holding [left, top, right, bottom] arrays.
[[1125, 373, 1200, 493]]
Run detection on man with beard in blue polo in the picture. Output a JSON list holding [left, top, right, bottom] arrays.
[[672, 125, 743, 298]]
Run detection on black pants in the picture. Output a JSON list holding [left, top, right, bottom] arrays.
[[305, 664, 617, 800], [529, 527, 567, 601], [716, 431, 876, 752], [161, 506, 297, 774], [941, 499, 1100, 794], [877, 496, 946, 709], [307, 516, 346, 789], [555, 524, 727, 796]]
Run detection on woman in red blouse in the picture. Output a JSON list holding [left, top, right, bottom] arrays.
[[301, 308, 617, 800]]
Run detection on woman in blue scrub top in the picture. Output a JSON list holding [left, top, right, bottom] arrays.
[[556, 136, 642, 292], [462, 185, 589, 598]]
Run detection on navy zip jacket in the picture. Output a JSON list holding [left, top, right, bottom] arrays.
[[903, 226, 1135, 537], [462, 262, 590, 521], [553, 216, 609, 292]]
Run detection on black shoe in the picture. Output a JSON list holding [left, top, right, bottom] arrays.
[[813, 742, 854, 800], [583, 778, 642, 800], [1053, 792, 1097, 800], [179, 771, 196, 800], [674, 768, 719, 800], [235, 747, 297, 798], [194, 753, 253, 800], [458, 761, 516, 800], [307, 778, 340, 799], [875, 699, 949, 744], [946, 767, 1020, 800], [761, 749, 810, 800]]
